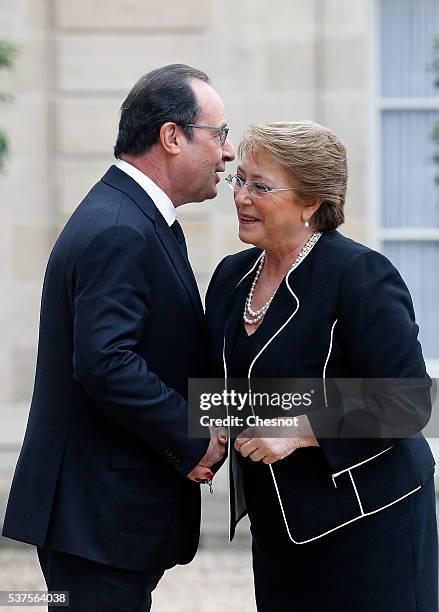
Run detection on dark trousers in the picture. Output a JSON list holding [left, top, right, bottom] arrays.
[[251, 475, 438, 612], [37, 548, 164, 611]]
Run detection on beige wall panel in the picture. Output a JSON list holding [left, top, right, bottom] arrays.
[[319, 93, 368, 150], [0, 156, 50, 221], [59, 158, 115, 214], [323, 0, 370, 35], [210, 0, 315, 39], [0, 225, 12, 286], [181, 221, 213, 275], [0, 0, 48, 37], [320, 91, 369, 220], [321, 38, 368, 93], [59, 34, 210, 92], [12, 224, 52, 280], [265, 40, 316, 92], [341, 215, 367, 244], [7, 28, 49, 102], [0, 36, 47, 94], [210, 4, 316, 94], [225, 93, 317, 149], [0, 0, 50, 218], [0, 407, 29, 445], [57, 0, 211, 30], [58, 97, 119, 154], [10, 345, 36, 403], [0, 349, 11, 403], [1, 286, 41, 349], [209, 189, 239, 237], [210, 31, 316, 94], [214, 218, 249, 262], [177, 201, 211, 221]]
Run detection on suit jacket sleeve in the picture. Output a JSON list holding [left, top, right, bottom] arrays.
[[310, 249, 432, 474], [72, 224, 209, 477]]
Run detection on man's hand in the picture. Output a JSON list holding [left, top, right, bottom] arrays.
[[186, 464, 215, 482], [234, 417, 319, 464], [187, 428, 227, 482]]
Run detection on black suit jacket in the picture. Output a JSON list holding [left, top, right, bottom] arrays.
[[206, 230, 435, 543], [2, 166, 209, 570]]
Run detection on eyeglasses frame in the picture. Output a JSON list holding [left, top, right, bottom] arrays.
[[226, 174, 298, 198], [185, 123, 229, 146]]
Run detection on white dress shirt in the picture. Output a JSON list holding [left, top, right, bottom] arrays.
[[115, 159, 177, 227]]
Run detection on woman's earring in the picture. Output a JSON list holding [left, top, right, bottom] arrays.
[[304, 219, 310, 228]]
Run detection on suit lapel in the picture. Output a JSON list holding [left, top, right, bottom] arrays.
[[223, 269, 301, 377], [101, 165, 157, 221], [249, 281, 300, 369], [223, 273, 253, 371], [101, 165, 205, 331], [154, 214, 205, 327]]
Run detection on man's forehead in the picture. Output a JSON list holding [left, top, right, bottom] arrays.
[[190, 79, 226, 123]]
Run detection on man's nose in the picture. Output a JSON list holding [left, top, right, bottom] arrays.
[[222, 139, 236, 162]]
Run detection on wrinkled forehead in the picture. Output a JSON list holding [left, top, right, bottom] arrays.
[[190, 79, 227, 125]]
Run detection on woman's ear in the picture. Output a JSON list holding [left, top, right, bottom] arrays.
[[159, 122, 182, 156], [302, 201, 323, 225]]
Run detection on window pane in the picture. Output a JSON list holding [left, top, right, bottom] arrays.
[[380, 0, 439, 97], [381, 110, 439, 228], [383, 241, 439, 358]]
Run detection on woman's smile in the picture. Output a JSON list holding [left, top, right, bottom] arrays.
[[239, 212, 261, 225]]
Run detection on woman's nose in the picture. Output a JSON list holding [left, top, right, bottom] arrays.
[[234, 183, 252, 204]]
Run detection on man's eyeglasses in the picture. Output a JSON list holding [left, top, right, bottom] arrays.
[[226, 174, 297, 198], [186, 123, 229, 146]]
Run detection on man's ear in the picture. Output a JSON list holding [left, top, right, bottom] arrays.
[[159, 122, 182, 156]]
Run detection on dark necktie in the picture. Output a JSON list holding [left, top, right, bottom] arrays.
[[170, 220, 188, 258]]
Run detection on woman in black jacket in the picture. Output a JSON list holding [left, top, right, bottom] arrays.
[[205, 121, 437, 611]]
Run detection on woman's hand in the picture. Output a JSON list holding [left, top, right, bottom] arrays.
[[234, 416, 319, 464]]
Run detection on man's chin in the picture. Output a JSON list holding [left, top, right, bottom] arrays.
[[193, 187, 218, 203]]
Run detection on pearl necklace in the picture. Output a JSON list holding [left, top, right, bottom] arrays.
[[243, 232, 321, 325]]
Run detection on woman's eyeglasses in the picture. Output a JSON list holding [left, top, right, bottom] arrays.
[[226, 174, 297, 198]]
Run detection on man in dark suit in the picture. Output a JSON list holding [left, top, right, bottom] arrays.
[[2, 64, 235, 611]]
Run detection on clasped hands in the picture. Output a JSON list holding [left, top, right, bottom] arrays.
[[187, 416, 319, 481], [187, 427, 228, 482], [234, 415, 319, 464]]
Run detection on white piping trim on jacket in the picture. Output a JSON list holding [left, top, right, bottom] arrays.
[[360, 485, 421, 516], [269, 462, 421, 544], [331, 445, 394, 480], [320, 319, 394, 486], [236, 252, 264, 287], [323, 319, 337, 407], [222, 333, 233, 543], [248, 267, 299, 379], [349, 470, 364, 515]]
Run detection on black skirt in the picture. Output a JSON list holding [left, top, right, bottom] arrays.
[[244, 460, 438, 612]]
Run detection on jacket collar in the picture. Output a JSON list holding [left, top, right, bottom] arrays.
[[223, 271, 300, 376], [114, 159, 176, 226], [101, 165, 205, 332], [222, 234, 324, 377], [101, 165, 157, 222]]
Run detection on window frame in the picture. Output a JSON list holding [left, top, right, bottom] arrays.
[[370, 0, 439, 376]]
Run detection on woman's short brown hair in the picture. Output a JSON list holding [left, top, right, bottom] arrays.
[[238, 121, 348, 231]]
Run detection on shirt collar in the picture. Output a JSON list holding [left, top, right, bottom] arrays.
[[115, 159, 177, 227]]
